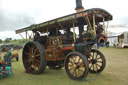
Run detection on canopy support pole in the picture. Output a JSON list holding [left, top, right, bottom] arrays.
[[73, 22, 76, 42], [93, 14, 96, 36], [56, 28, 58, 35], [26, 31, 27, 40], [19, 33, 25, 39], [58, 23, 64, 29], [103, 17, 106, 42], [27, 32, 31, 39], [30, 31, 34, 39], [105, 21, 109, 41], [85, 16, 92, 32], [47, 28, 49, 37]]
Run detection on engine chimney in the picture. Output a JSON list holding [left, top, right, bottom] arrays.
[[75, 0, 84, 12]]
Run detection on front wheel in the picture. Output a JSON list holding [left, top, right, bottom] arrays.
[[64, 52, 89, 80], [88, 49, 106, 73]]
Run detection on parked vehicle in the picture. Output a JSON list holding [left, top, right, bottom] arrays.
[[0, 44, 19, 61], [15, 0, 112, 80]]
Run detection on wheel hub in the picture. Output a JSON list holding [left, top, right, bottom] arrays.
[[76, 65, 80, 69], [91, 59, 97, 64], [74, 63, 81, 69], [29, 55, 35, 62], [31, 55, 35, 58]]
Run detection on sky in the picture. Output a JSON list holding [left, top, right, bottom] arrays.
[[0, 0, 128, 40]]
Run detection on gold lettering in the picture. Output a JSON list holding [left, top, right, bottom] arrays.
[[77, 13, 83, 17], [83, 12, 88, 16]]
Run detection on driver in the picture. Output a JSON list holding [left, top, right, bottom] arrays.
[[96, 23, 104, 38], [33, 31, 40, 41], [49, 29, 62, 36], [63, 28, 74, 44]]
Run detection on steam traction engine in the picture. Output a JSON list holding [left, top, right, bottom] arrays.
[[16, 0, 112, 80]]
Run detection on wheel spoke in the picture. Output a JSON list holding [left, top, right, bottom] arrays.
[[88, 61, 91, 64], [92, 52, 94, 59], [93, 64, 94, 71], [69, 67, 73, 71], [78, 68, 84, 73], [96, 63, 101, 68], [31, 47, 34, 54], [90, 64, 93, 69], [33, 61, 40, 67], [35, 53, 40, 57], [25, 59, 31, 64], [25, 53, 32, 56], [79, 62, 85, 67], [72, 69, 75, 76], [97, 57, 101, 60], [34, 59, 40, 63], [69, 59, 74, 64], [34, 48, 38, 55], [95, 64, 99, 71], [90, 55, 93, 59], [97, 61, 102, 63], [72, 56, 76, 63], [78, 57, 81, 63], [28, 66, 33, 71], [35, 56, 40, 60], [33, 67, 39, 71], [95, 53, 98, 60], [74, 69, 77, 77], [68, 64, 73, 67], [27, 46, 31, 50], [78, 69, 81, 77], [88, 58, 91, 61]]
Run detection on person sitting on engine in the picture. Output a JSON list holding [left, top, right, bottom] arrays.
[[62, 28, 74, 44], [96, 23, 104, 38], [33, 31, 40, 41], [49, 29, 62, 36]]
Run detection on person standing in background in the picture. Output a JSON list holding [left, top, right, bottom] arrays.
[[4, 48, 12, 67], [0, 47, 2, 65]]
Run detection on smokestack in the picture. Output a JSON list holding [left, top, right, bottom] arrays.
[[75, 0, 84, 12]]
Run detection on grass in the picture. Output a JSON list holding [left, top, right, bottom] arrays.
[[0, 48, 128, 85]]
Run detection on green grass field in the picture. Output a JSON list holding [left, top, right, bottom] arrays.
[[0, 48, 128, 85]]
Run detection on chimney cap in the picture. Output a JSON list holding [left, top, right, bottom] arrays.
[[75, 0, 84, 11]]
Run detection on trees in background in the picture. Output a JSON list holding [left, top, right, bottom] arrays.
[[0, 39, 2, 44], [5, 38, 12, 43]]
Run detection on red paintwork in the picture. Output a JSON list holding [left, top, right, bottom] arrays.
[[62, 47, 73, 50]]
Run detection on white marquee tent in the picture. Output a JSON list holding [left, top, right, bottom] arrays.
[[107, 27, 128, 46]]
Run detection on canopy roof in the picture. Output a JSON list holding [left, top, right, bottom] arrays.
[[16, 8, 112, 34]]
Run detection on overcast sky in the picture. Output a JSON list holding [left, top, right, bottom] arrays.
[[0, 0, 128, 40]]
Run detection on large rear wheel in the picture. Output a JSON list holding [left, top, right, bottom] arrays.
[[65, 52, 89, 80], [23, 41, 46, 74]]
